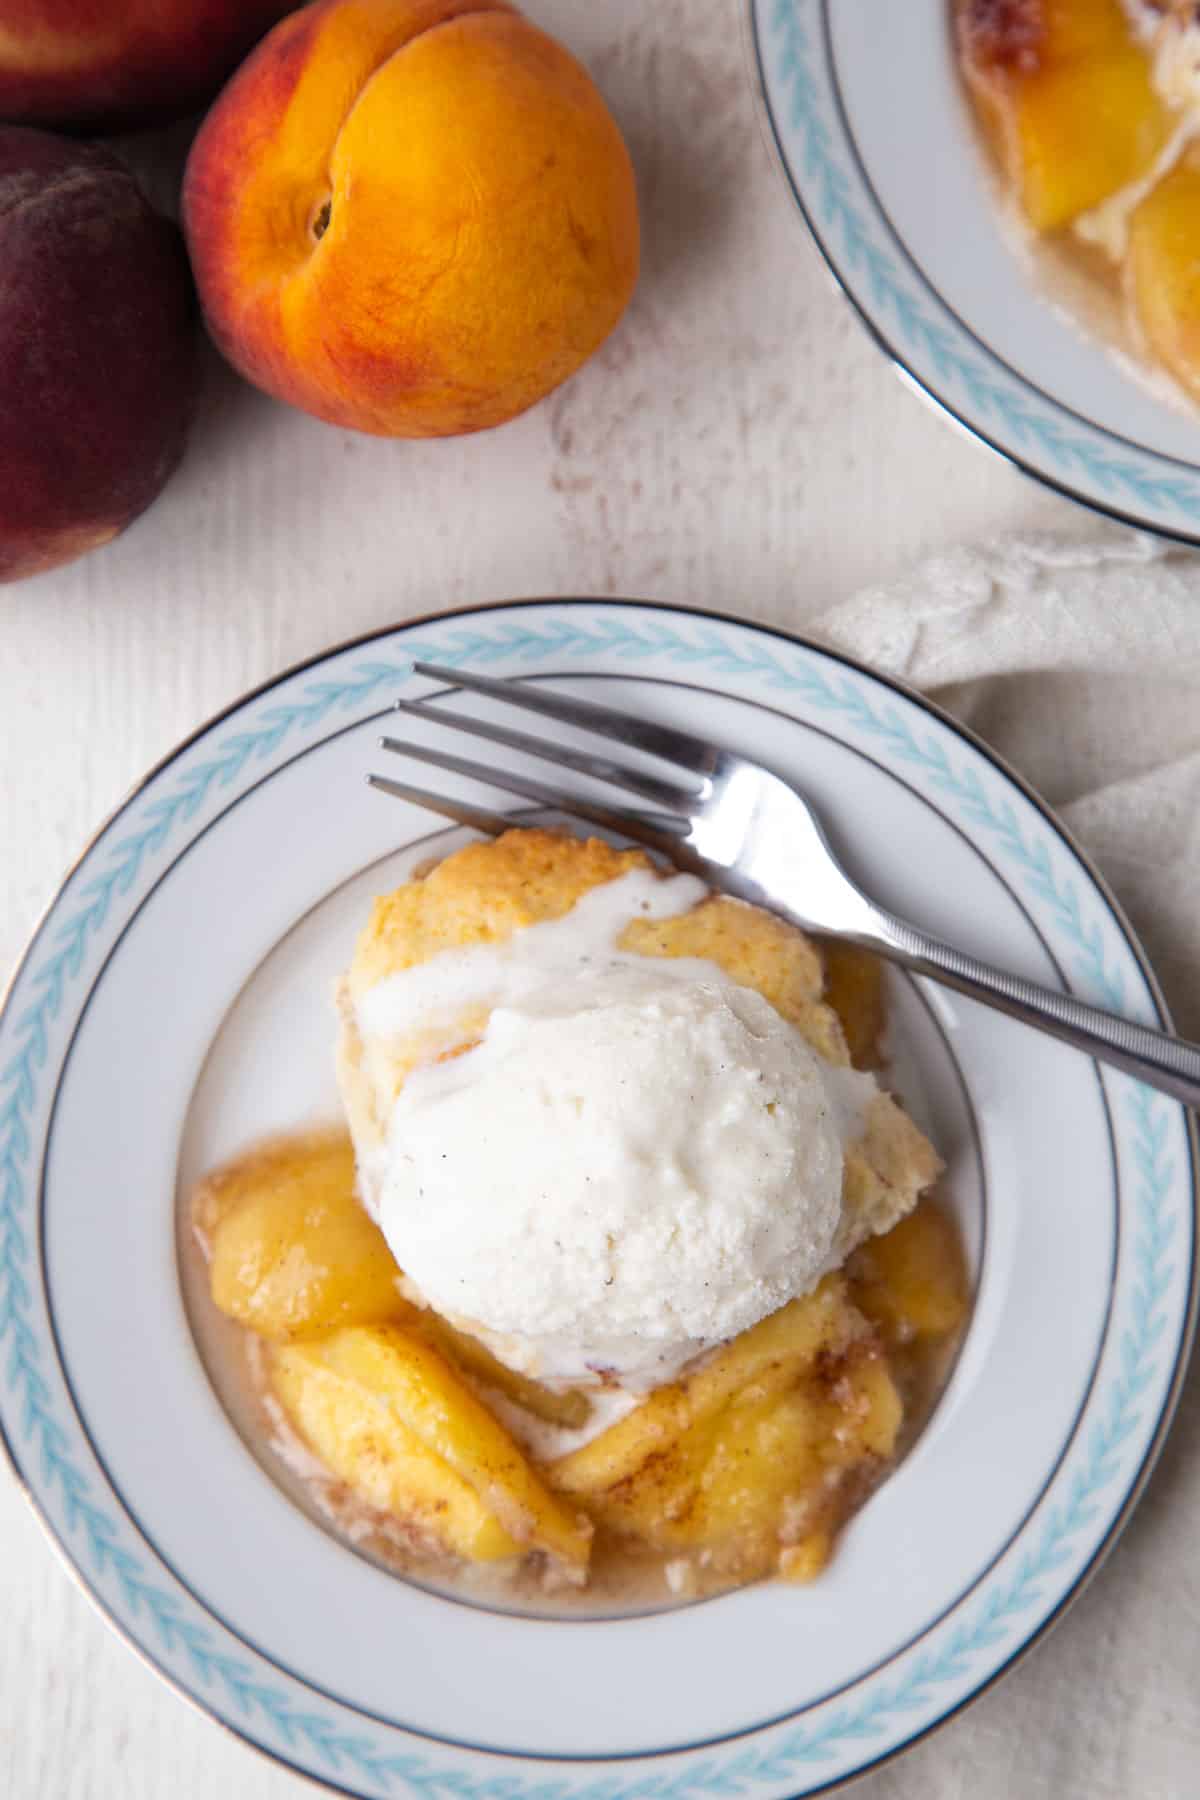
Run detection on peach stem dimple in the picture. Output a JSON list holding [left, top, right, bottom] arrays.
[[310, 195, 332, 241]]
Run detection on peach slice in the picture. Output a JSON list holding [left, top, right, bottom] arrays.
[[270, 1336, 523, 1562], [1128, 143, 1200, 404], [194, 1129, 408, 1342], [956, 0, 1172, 231], [274, 1324, 592, 1569]]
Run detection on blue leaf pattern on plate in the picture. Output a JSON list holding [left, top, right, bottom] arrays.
[[0, 611, 1185, 1796]]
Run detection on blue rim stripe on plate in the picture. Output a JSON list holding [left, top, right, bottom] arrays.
[[0, 599, 1194, 1798]]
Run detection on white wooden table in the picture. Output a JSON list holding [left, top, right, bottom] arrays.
[[0, 4, 1098, 1795]]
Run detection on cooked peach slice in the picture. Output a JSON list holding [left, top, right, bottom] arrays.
[[315, 1325, 591, 1569], [1128, 144, 1200, 403], [416, 1311, 591, 1431], [956, 0, 1172, 231], [847, 1201, 969, 1346], [548, 1276, 866, 1499], [269, 1338, 521, 1561], [778, 1531, 834, 1584], [548, 1277, 901, 1582], [821, 942, 887, 1069], [195, 1130, 407, 1341], [638, 1357, 897, 1570]]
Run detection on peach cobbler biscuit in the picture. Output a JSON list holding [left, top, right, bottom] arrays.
[[193, 827, 963, 1601], [337, 829, 940, 1263]]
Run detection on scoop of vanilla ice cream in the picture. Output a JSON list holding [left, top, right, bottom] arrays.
[[376, 965, 873, 1389]]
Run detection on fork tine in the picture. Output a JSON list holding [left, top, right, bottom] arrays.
[[366, 773, 509, 837], [377, 736, 688, 850], [392, 696, 700, 812], [411, 661, 722, 778]]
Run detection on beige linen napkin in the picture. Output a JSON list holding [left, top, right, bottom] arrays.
[[811, 530, 1200, 1800]]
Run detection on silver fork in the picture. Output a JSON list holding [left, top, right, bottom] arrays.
[[369, 660, 1200, 1109]]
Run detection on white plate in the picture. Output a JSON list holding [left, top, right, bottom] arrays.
[[749, 0, 1200, 540], [0, 598, 1194, 1796]]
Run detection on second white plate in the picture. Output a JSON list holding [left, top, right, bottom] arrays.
[[750, 0, 1200, 539]]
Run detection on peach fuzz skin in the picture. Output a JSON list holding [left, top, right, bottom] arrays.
[[0, 127, 197, 582], [0, 1, 300, 131], [182, 0, 640, 438]]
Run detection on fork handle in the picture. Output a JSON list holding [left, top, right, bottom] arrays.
[[864, 912, 1200, 1109]]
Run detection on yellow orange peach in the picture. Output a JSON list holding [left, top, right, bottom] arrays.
[[182, 0, 639, 437]]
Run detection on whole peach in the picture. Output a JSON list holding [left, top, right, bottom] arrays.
[[0, 1, 301, 131], [182, 0, 639, 438], [0, 128, 197, 583]]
